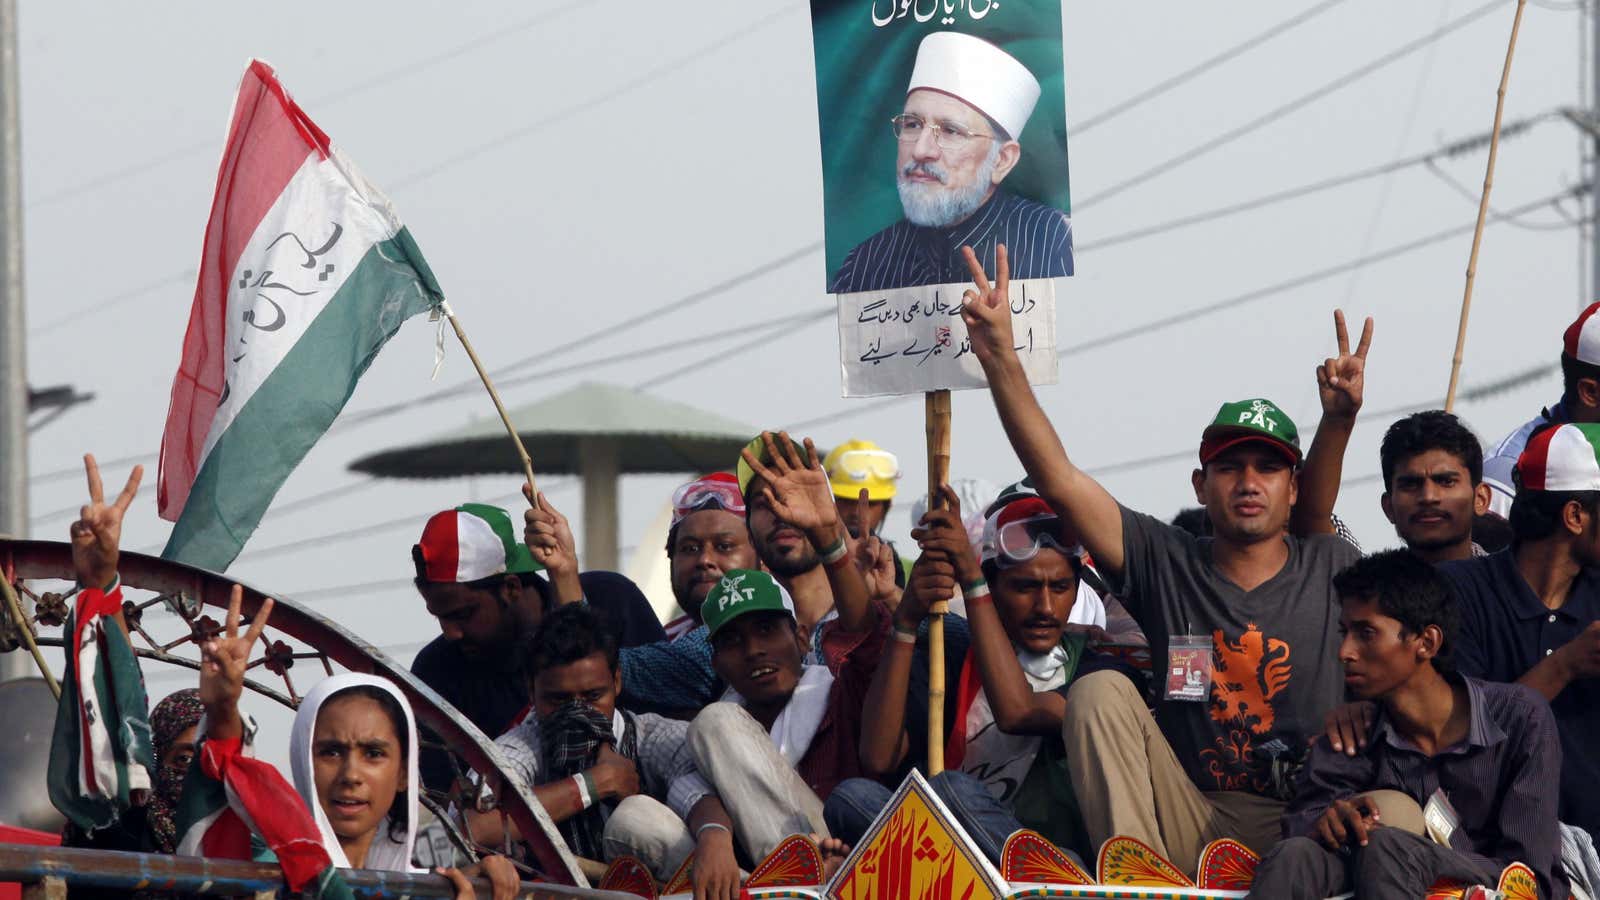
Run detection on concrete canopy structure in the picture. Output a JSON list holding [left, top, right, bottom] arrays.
[[347, 382, 756, 569]]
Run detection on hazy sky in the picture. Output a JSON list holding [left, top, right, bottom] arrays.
[[13, 0, 1594, 768]]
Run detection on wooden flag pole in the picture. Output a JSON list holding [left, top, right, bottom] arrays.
[[925, 388, 952, 775], [1444, 0, 1529, 412], [443, 303, 540, 497]]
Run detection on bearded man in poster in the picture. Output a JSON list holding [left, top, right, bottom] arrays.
[[829, 32, 1073, 294]]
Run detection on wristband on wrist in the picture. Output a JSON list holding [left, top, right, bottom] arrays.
[[892, 627, 919, 644], [964, 578, 992, 606], [696, 822, 731, 841], [573, 773, 595, 809], [819, 536, 849, 566]]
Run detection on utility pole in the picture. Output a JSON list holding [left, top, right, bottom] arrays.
[[0, 0, 31, 683], [1591, 0, 1599, 302]]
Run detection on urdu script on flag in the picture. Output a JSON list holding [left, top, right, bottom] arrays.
[[157, 59, 443, 572]]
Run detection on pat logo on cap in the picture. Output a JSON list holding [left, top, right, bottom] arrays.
[[701, 569, 796, 639], [1516, 423, 1600, 493], [1199, 398, 1302, 465]]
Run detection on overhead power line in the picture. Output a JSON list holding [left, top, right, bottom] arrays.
[[1074, 0, 1357, 135], [27, 0, 598, 209], [30, 3, 797, 339], [1075, 0, 1504, 212], [1078, 112, 1555, 253]]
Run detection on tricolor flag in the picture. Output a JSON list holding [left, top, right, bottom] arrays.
[[158, 60, 442, 570], [47, 584, 155, 834], [175, 734, 354, 899]]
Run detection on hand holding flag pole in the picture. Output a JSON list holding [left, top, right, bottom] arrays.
[[439, 300, 541, 500]]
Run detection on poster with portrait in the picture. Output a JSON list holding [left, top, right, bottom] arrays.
[[811, 0, 1071, 397]]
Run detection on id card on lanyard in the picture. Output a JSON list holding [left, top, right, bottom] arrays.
[[1164, 634, 1214, 702]]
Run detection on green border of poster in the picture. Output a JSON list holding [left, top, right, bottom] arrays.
[[810, 0, 1072, 287]]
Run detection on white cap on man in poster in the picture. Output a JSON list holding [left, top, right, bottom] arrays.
[[906, 31, 1042, 140]]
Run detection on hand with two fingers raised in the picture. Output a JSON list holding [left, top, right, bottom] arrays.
[[1316, 309, 1374, 423], [959, 244, 1014, 366], [69, 453, 143, 592], [198, 585, 275, 742]]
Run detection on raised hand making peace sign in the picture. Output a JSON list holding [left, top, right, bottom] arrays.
[[959, 243, 1013, 365], [70, 453, 144, 592], [1317, 309, 1374, 422], [198, 585, 275, 741]]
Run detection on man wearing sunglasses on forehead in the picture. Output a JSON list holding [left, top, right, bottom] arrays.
[[960, 244, 1374, 878], [829, 481, 1137, 866]]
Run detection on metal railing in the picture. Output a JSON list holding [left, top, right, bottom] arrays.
[[0, 843, 630, 899]]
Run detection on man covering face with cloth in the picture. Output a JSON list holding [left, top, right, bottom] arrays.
[[829, 31, 1072, 294]]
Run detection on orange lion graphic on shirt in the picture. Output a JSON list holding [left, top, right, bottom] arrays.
[[1210, 624, 1291, 735]]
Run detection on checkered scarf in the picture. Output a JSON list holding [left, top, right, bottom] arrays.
[[538, 701, 637, 861]]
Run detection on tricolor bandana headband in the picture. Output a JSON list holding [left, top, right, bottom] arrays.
[[1515, 423, 1600, 493]]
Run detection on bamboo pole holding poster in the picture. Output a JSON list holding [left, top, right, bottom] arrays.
[[1444, 0, 1529, 412], [925, 388, 952, 775], [442, 302, 541, 497]]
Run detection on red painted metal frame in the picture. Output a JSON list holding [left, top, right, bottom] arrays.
[[0, 539, 582, 887]]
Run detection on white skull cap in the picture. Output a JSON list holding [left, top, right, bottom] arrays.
[[906, 31, 1042, 140]]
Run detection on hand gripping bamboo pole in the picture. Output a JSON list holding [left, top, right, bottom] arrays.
[[925, 388, 952, 775], [1445, 0, 1529, 411]]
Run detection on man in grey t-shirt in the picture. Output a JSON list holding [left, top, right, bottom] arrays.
[[958, 246, 1369, 877]]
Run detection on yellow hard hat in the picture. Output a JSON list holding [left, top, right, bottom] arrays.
[[823, 439, 901, 501]]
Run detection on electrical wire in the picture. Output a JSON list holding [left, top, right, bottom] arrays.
[[1075, 0, 1504, 212], [1074, 0, 1357, 135], [29, 3, 798, 339], [26, 0, 599, 210], [1077, 112, 1554, 253]]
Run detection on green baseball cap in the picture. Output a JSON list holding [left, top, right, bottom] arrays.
[[700, 569, 796, 640], [1199, 398, 1302, 465]]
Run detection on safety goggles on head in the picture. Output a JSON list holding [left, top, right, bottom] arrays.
[[980, 498, 1080, 567], [830, 449, 902, 483], [671, 473, 746, 524]]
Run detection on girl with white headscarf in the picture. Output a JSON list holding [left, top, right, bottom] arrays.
[[184, 588, 518, 899]]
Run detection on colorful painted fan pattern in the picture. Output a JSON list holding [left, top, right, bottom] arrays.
[[598, 856, 657, 899], [1097, 836, 1194, 888], [748, 834, 826, 888], [1496, 861, 1538, 900], [1000, 830, 1093, 885], [1194, 838, 1258, 891]]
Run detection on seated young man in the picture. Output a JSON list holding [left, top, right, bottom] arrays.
[[826, 485, 1112, 864], [1435, 422, 1600, 842], [489, 604, 741, 896], [1248, 551, 1565, 900], [615, 568, 880, 877]]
